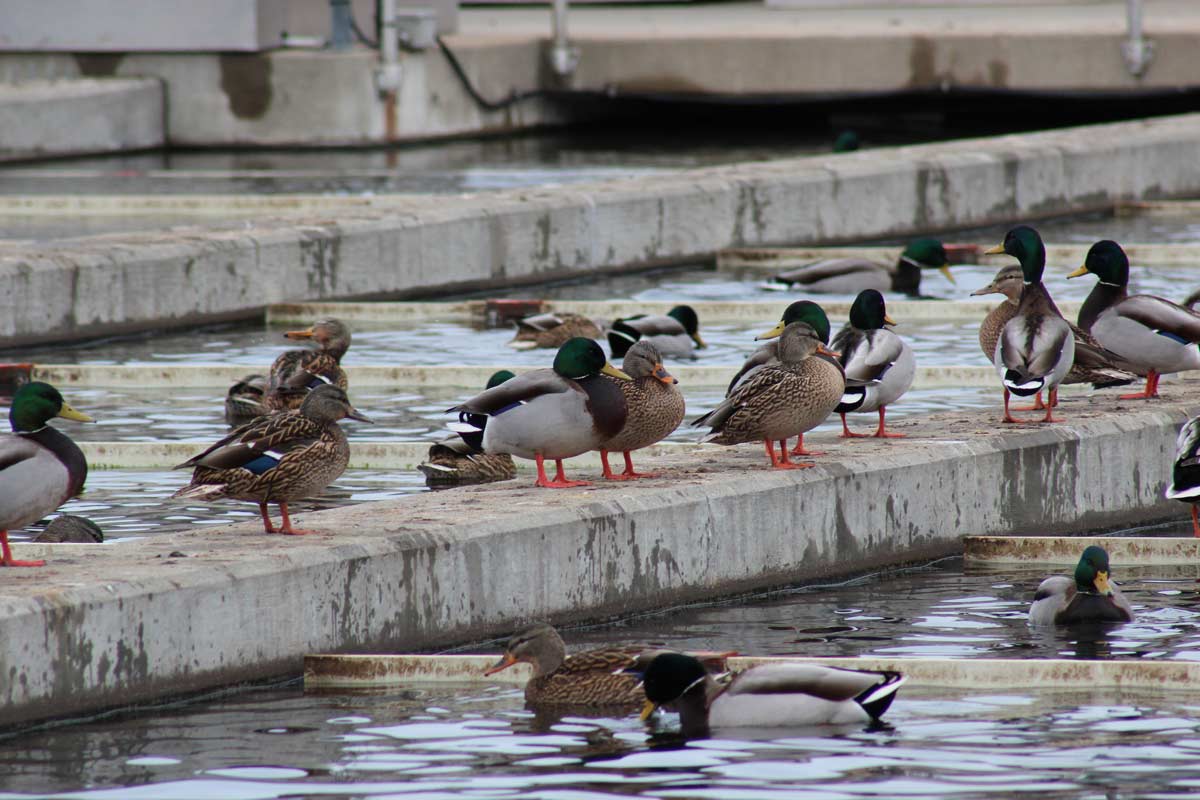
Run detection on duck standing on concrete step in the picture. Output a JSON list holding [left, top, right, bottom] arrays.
[[984, 226, 1074, 424], [418, 371, 518, 486], [0, 382, 94, 567], [693, 321, 843, 469], [1028, 545, 1135, 625], [762, 238, 953, 297], [636, 652, 905, 738], [1166, 416, 1200, 537], [831, 289, 913, 438], [448, 338, 631, 488], [173, 384, 371, 535], [972, 265, 1136, 410], [729, 301, 837, 457], [608, 305, 706, 361], [596, 340, 685, 480], [1068, 240, 1200, 400], [507, 311, 604, 350], [264, 318, 352, 413]]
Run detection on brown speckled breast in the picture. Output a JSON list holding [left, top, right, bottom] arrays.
[[601, 376, 685, 453]]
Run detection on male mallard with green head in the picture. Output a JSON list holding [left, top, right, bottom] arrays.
[[449, 338, 631, 488], [597, 341, 684, 480], [1166, 416, 1200, 537], [173, 384, 371, 535], [984, 226, 1074, 424], [265, 318, 352, 413], [1068, 240, 1200, 400], [637, 652, 905, 738], [419, 371, 517, 486], [693, 321, 843, 469], [1028, 545, 1134, 625], [608, 305, 706, 361], [0, 382, 94, 567], [832, 289, 913, 438], [764, 238, 953, 297]]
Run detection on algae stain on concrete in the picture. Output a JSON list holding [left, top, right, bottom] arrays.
[[219, 54, 273, 119]]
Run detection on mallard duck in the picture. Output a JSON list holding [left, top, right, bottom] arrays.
[[597, 341, 685, 480], [34, 514, 103, 543], [729, 301, 835, 457], [224, 373, 268, 427], [265, 318, 352, 413], [693, 322, 844, 469], [762, 238, 953, 297], [484, 623, 735, 707], [638, 652, 905, 737], [507, 312, 604, 350], [832, 289, 913, 438], [0, 382, 93, 567], [1068, 240, 1200, 399], [608, 305, 706, 361], [449, 338, 631, 488], [984, 227, 1075, 424], [973, 265, 1135, 410], [1166, 416, 1200, 537], [418, 371, 517, 486], [1028, 545, 1135, 625], [172, 384, 371, 535]]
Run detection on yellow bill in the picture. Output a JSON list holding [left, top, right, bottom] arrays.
[[56, 402, 94, 423], [1093, 571, 1113, 596], [640, 700, 658, 722], [984, 243, 1006, 255], [602, 362, 633, 381], [939, 265, 956, 284], [1066, 265, 1090, 279], [755, 321, 786, 341]]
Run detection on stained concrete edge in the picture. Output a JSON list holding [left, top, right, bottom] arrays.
[[1, 394, 1194, 727], [3, 113, 1200, 347]]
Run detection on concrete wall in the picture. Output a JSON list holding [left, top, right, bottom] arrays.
[[0, 398, 1192, 727], [3, 113, 1200, 348]]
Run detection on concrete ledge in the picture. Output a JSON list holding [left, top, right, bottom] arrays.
[[1, 394, 1193, 727], [965, 535, 1200, 566], [0, 79, 163, 162], [4, 113, 1200, 348]]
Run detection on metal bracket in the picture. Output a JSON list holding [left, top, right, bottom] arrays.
[[1122, 0, 1155, 78]]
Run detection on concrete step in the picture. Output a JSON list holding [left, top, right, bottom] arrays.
[[0, 79, 164, 163], [965, 535, 1200, 566]]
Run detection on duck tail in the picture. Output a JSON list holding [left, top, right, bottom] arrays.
[[607, 321, 640, 359], [1003, 370, 1044, 397], [855, 672, 907, 720], [449, 412, 487, 453], [835, 384, 867, 414]]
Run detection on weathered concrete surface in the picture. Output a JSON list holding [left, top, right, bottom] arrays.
[[0, 79, 163, 162], [1, 392, 1195, 727], [4, 113, 1200, 348], [965, 535, 1200, 566]]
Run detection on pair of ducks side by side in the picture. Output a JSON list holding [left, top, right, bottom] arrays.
[[484, 622, 904, 737], [508, 305, 706, 361], [979, 226, 1200, 423]]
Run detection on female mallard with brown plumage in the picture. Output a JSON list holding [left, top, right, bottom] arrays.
[[1028, 545, 1135, 625], [984, 227, 1074, 424], [484, 623, 734, 707], [507, 312, 604, 350], [419, 371, 517, 486], [224, 373, 268, 427], [173, 384, 371, 535], [448, 338, 631, 489], [693, 321, 843, 469], [597, 341, 684, 480], [264, 318, 352, 413], [0, 382, 93, 567]]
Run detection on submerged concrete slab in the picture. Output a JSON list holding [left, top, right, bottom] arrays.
[[965, 535, 1200, 566], [0, 79, 164, 163], [4, 113, 1200, 348], [0, 393, 1194, 727]]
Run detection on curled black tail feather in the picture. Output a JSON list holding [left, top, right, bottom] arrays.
[[454, 412, 487, 453]]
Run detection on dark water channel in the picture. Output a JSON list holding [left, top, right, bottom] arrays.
[[5, 559, 1200, 798]]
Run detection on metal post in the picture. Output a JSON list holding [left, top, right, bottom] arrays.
[[1122, 0, 1154, 78], [329, 0, 354, 50], [550, 0, 579, 78]]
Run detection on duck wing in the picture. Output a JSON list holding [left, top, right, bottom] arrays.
[[1028, 575, 1074, 624], [727, 663, 900, 702], [836, 327, 903, 383], [727, 342, 779, 395], [450, 369, 570, 415], [772, 258, 890, 287], [1167, 417, 1200, 500], [999, 313, 1072, 379], [620, 314, 686, 337], [516, 312, 571, 332], [1115, 295, 1200, 343], [175, 414, 323, 470]]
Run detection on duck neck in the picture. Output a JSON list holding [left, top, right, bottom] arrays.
[[529, 637, 567, 677], [675, 679, 715, 737], [1078, 282, 1126, 333], [892, 258, 921, 296], [21, 426, 87, 498], [1017, 280, 1061, 317]]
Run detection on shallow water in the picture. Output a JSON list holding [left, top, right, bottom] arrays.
[[6, 560, 1200, 798]]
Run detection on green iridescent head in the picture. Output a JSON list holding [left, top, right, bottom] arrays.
[[8, 381, 94, 433], [1068, 240, 1129, 287], [667, 305, 706, 348], [1075, 545, 1114, 595], [758, 300, 831, 344], [901, 238, 949, 269], [486, 370, 517, 390], [849, 289, 895, 330], [987, 226, 1046, 283], [553, 338, 630, 382]]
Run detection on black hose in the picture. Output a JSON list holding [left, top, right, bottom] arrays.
[[436, 35, 553, 112]]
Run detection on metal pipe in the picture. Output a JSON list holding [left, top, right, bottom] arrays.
[[549, 0, 579, 78], [329, 0, 354, 50], [375, 0, 401, 140], [1122, 0, 1154, 78]]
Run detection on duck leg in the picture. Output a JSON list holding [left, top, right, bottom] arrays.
[[839, 413, 870, 438], [535, 455, 589, 488], [872, 407, 906, 438], [1014, 391, 1045, 412], [0, 530, 45, 567], [276, 502, 317, 535], [766, 439, 814, 470], [1039, 389, 1062, 423], [789, 433, 825, 456], [1121, 370, 1160, 400], [258, 502, 278, 534], [1191, 505, 1199, 538]]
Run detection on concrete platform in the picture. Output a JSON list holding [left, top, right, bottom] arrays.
[[4, 113, 1200, 348], [965, 535, 1200, 566], [0, 79, 164, 163], [1, 393, 1194, 727]]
